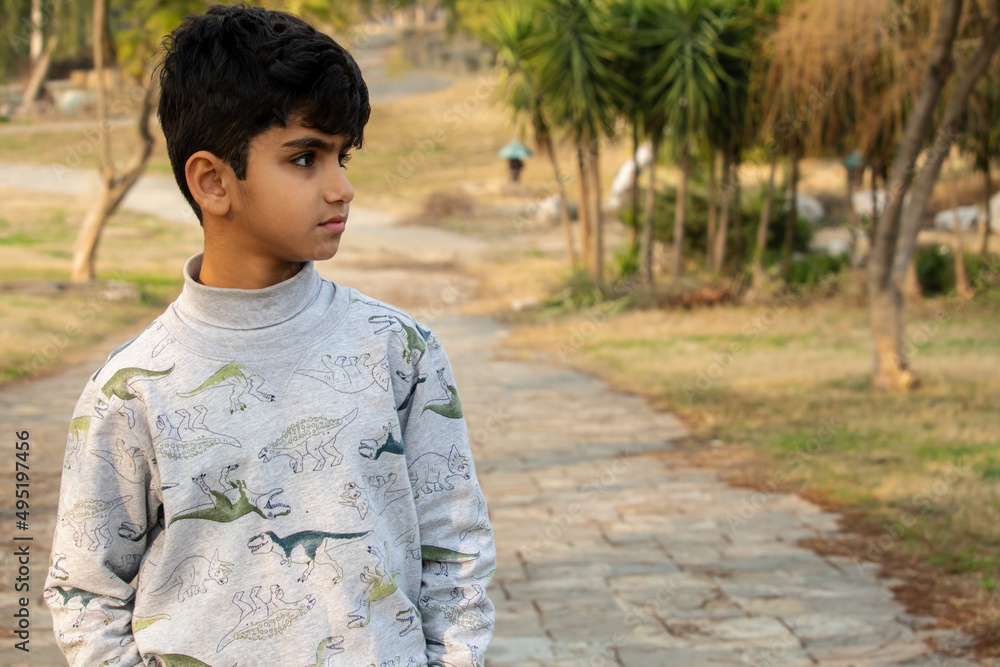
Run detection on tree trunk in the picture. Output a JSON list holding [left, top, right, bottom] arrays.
[[70, 0, 156, 282], [783, 144, 800, 268], [712, 150, 733, 274], [891, 2, 1000, 300], [641, 136, 660, 289], [545, 133, 577, 269], [867, 0, 974, 391], [672, 144, 689, 280], [707, 149, 718, 269], [22, 35, 57, 108], [629, 121, 640, 250], [591, 139, 604, 290], [847, 166, 861, 268], [981, 160, 993, 257], [949, 156, 973, 297], [752, 148, 779, 285], [870, 166, 880, 241], [731, 154, 743, 264], [576, 145, 592, 274], [30, 0, 43, 63]]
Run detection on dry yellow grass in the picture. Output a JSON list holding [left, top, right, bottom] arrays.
[[0, 186, 203, 382]]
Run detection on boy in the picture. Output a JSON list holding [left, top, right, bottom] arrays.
[[43, 6, 495, 666]]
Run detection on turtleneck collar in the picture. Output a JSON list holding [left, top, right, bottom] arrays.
[[175, 253, 322, 330]]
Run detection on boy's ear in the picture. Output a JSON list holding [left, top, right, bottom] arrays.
[[185, 151, 232, 218]]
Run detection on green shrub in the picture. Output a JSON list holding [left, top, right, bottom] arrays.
[[620, 182, 813, 270], [785, 252, 850, 287], [914, 247, 1000, 296], [612, 242, 640, 279], [915, 245, 951, 295]]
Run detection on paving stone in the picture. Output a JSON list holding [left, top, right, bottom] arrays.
[[485, 636, 555, 663], [617, 645, 749, 666]]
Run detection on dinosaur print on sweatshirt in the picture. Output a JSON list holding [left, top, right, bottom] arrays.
[[421, 546, 480, 577], [368, 313, 427, 366], [296, 353, 391, 394], [419, 584, 493, 633], [217, 584, 316, 653], [148, 550, 234, 602], [396, 373, 427, 411], [61, 496, 131, 551], [89, 438, 149, 484], [258, 410, 357, 473], [95, 365, 174, 428], [247, 529, 371, 584], [421, 368, 463, 419], [131, 614, 170, 632], [348, 545, 402, 629], [154, 655, 227, 667], [359, 423, 405, 460], [49, 553, 69, 582], [169, 464, 289, 525], [407, 445, 471, 499], [66, 415, 90, 470], [303, 636, 345, 666], [153, 405, 242, 460], [44, 587, 118, 627], [340, 474, 409, 520], [460, 488, 492, 541], [178, 362, 276, 414]]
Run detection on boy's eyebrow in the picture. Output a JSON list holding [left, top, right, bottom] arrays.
[[281, 136, 345, 152]]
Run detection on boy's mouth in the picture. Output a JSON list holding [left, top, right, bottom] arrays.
[[320, 217, 347, 231]]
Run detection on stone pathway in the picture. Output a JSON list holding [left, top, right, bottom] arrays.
[[443, 316, 988, 667], [0, 259, 992, 666]]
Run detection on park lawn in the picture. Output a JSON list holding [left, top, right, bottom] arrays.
[[0, 186, 202, 383], [485, 248, 1000, 645]]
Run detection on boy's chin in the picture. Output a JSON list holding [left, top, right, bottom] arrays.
[[307, 242, 341, 262]]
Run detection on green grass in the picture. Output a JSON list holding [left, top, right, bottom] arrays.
[[503, 288, 1000, 588], [0, 187, 201, 385]]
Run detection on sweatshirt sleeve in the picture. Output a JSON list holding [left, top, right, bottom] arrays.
[[400, 329, 496, 666], [44, 376, 160, 667]]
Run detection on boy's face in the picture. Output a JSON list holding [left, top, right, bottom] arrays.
[[224, 114, 354, 269]]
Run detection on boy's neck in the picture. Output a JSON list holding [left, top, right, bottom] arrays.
[[197, 249, 305, 290]]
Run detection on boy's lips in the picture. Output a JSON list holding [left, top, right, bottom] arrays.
[[320, 217, 346, 231]]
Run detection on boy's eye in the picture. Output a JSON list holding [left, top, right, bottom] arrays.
[[291, 152, 315, 168], [339, 153, 352, 169]]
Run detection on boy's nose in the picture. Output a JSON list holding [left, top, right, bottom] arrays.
[[325, 166, 354, 205]]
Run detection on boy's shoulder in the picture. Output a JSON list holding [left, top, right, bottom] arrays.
[[86, 317, 177, 388], [339, 285, 443, 354]]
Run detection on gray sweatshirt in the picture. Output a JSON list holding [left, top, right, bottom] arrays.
[[44, 254, 495, 667]]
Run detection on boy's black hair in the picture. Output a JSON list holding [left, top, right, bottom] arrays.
[[156, 4, 370, 222]]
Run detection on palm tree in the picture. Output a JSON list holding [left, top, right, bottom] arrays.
[[607, 0, 648, 254], [476, 1, 577, 269], [526, 0, 631, 287], [705, 1, 755, 274], [640, 0, 735, 281]]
